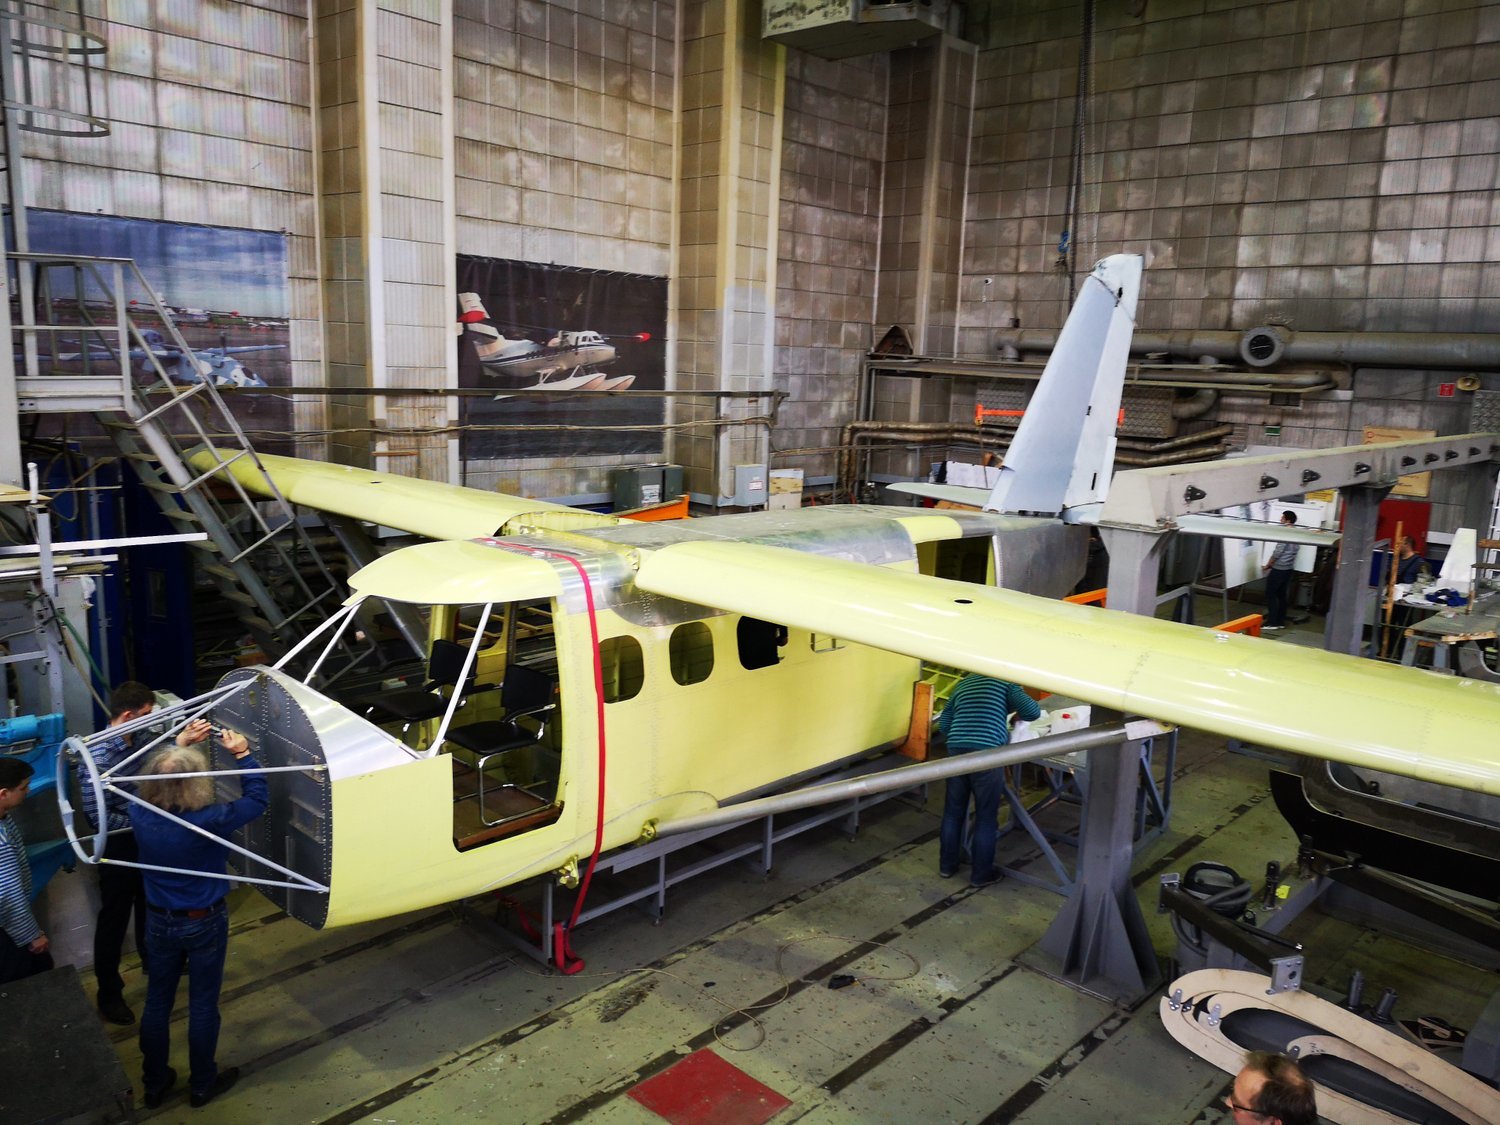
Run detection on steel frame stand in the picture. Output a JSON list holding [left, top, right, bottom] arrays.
[[1027, 525, 1170, 1004], [1324, 482, 1393, 657], [996, 728, 1176, 895], [467, 756, 928, 968]]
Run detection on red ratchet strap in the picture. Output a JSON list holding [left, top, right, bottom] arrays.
[[485, 540, 606, 974]]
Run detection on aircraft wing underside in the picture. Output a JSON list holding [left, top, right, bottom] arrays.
[[633, 540, 1500, 796]]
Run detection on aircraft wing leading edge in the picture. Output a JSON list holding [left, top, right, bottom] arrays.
[[634, 540, 1500, 796], [185, 448, 592, 541]]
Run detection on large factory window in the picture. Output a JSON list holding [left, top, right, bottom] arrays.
[[669, 622, 714, 685], [598, 635, 644, 702]]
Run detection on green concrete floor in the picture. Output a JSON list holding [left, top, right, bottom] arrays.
[[51, 699, 1491, 1124]]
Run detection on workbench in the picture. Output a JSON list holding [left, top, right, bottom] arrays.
[[1399, 591, 1500, 672]]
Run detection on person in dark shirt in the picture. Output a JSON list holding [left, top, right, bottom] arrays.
[[131, 729, 267, 1110], [936, 673, 1041, 887], [1396, 535, 1428, 585], [79, 680, 212, 1026]]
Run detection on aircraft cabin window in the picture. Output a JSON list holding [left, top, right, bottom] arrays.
[[737, 616, 787, 671], [598, 635, 644, 702], [669, 622, 714, 685]]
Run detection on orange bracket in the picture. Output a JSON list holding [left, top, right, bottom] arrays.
[[975, 404, 1126, 427], [1064, 588, 1108, 606], [975, 404, 1025, 425], [1215, 613, 1263, 638]]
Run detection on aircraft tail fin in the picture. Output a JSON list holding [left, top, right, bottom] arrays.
[[984, 254, 1142, 517]]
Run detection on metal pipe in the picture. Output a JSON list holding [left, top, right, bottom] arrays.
[[1117, 424, 1234, 453], [836, 420, 1017, 500], [1171, 389, 1219, 419], [997, 328, 1500, 372], [1113, 443, 1230, 467], [652, 723, 1139, 838]]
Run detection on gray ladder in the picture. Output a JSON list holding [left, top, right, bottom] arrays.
[[10, 252, 375, 677]]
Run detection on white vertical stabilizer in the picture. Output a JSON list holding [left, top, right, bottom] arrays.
[[1438, 527, 1478, 595], [984, 254, 1142, 516]]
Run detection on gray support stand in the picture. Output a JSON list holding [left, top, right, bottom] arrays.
[[1324, 483, 1392, 657], [1032, 526, 1169, 1003]]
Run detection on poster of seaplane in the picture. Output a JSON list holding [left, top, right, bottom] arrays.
[[456, 256, 667, 459], [459, 293, 644, 393], [68, 256, 1500, 949]]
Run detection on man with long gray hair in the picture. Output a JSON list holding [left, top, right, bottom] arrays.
[[131, 727, 267, 1110]]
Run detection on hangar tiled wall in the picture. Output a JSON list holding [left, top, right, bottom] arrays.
[[452, 0, 678, 497], [20, 0, 1500, 526], [24, 0, 325, 438], [953, 0, 1500, 530], [773, 49, 886, 484]]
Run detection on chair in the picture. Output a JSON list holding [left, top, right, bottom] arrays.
[[445, 664, 556, 758], [352, 639, 491, 733]]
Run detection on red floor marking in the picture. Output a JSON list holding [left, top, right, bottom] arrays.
[[627, 1048, 792, 1125]]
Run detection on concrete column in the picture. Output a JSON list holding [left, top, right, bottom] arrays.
[[1324, 483, 1392, 657], [1034, 525, 1169, 1003], [314, 0, 456, 479], [671, 0, 785, 504], [868, 37, 974, 483]]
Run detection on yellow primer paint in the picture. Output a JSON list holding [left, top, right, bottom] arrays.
[[186, 448, 598, 540], [636, 541, 1500, 797], [318, 562, 917, 926]]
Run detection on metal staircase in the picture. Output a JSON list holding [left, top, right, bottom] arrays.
[[10, 253, 374, 677], [0, 5, 376, 680]]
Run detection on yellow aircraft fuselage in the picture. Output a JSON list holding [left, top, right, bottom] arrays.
[[217, 508, 1074, 929]]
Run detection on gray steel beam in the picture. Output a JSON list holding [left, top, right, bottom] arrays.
[[1101, 434, 1500, 529]]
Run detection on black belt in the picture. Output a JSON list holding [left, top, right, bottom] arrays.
[[148, 901, 224, 919]]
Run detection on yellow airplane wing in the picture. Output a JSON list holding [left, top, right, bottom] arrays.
[[187, 449, 598, 540], [634, 540, 1500, 796]]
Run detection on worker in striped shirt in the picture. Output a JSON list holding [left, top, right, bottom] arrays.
[[0, 756, 54, 983], [1261, 511, 1299, 631], [936, 673, 1041, 887]]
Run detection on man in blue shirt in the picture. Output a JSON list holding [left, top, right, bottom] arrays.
[[936, 673, 1041, 887], [78, 681, 212, 1026], [131, 728, 267, 1110]]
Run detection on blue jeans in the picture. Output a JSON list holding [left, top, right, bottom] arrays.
[[939, 764, 1004, 884], [140, 903, 228, 1099]]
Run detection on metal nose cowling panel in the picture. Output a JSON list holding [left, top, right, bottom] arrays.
[[213, 667, 414, 929]]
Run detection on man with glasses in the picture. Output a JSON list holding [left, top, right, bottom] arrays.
[[1225, 1051, 1317, 1124]]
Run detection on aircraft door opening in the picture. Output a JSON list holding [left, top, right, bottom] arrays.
[[441, 598, 564, 851]]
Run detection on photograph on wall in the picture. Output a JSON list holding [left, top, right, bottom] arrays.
[[457, 256, 666, 462], [21, 209, 292, 451]]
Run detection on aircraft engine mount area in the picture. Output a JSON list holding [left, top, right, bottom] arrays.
[[4, 3, 1500, 1124]]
